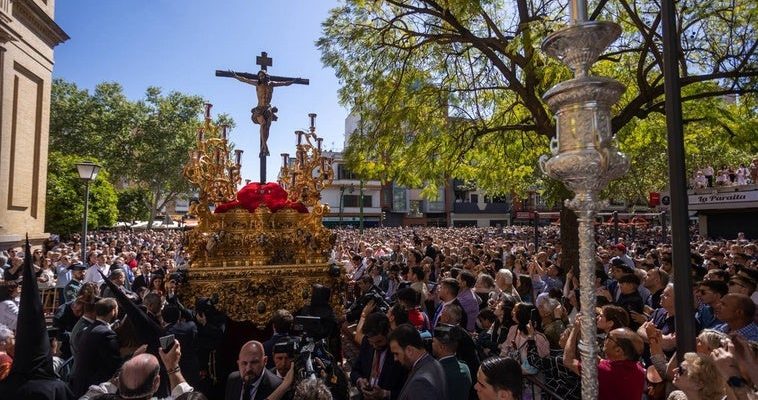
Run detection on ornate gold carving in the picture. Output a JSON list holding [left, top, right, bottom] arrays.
[[178, 263, 346, 328], [182, 107, 343, 327]]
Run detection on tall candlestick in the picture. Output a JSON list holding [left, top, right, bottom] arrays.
[[296, 130, 304, 145], [569, 0, 587, 24], [198, 128, 204, 142], [309, 113, 317, 132], [317, 138, 323, 152], [291, 173, 297, 187], [215, 148, 222, 164], [235, 149, 243, 165], [281, 153, 289, 165], [204, 103, 212, 120], [221, 125, 228, 141]]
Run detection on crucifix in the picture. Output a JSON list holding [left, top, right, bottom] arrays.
[[216, 51, 309, 183]]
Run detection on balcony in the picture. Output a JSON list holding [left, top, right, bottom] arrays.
[[453, 202, 510, 214]]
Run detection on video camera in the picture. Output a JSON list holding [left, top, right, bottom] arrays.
[[345, 287, 390, 323], [286, 316, 349, 399]]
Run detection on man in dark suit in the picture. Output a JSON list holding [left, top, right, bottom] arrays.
[[351, 313, 407, 400], [389, 324, 448, 400], [225, 340, 282, 400], [432, 278, 468, 330], [163, 304, 201, 388], [70, 297, 122, 398], [263, 309, 293, 369], [432, 324, 472, 400]]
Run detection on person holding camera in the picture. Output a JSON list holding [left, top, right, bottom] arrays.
[[346, 277, 388, 324]]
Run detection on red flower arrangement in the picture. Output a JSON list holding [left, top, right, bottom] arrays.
[[214, 182, 308, 214]]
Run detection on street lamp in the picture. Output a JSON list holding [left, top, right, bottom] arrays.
[[76, 161, 101, 265]]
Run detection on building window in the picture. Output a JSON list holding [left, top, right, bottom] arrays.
[[393, 187, 408, 212], [409, 200, 423, 217], [337, 164, 359, 180], [343, 194, 372, 207]]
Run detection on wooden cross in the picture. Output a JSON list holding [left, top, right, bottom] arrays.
[[215, 52, 309, 183], [256, 51, 272, 71]]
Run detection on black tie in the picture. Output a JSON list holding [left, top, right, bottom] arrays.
[[242, 381, 252, 400]]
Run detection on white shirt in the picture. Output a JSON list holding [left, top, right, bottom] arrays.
[[83, 263, 110, 284], [0, 299, 19, 331]]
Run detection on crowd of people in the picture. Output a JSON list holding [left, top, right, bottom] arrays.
[[0, 224, 755, 400], [691, 159, 758, 188]]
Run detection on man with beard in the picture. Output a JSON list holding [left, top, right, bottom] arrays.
[[388, 324, 448, 400], [225, 340, 282, 400], [63, 262, 86, 303]]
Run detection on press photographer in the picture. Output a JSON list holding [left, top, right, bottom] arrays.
[[346, 276, 390, 324]]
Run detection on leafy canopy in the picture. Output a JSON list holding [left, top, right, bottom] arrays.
[[318, 0, 757, 200]]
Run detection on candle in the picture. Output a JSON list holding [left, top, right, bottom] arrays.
[[281, 153, 289, 165], [198, 128, 204, 142], [309, 113, 317, 130], [317, 138, 323, 152], [296, 130, 305, 145], [235, 149, 243, 165], [204, 103, 212, 120], [221, 125, 228, 141]]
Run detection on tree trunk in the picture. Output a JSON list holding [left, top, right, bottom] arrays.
[[147, 186, 161, 229], [560, 203, 580, 277]]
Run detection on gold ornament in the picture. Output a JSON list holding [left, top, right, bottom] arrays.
[[181, 107, 344, 327]]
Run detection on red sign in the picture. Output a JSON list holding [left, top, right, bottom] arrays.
[[515, 211, 533, 220], [649, 192, 660, 207]]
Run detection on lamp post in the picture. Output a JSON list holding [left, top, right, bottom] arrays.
[[76, 161, 101, 264], [339, 185, 346, 227], [359, 179, 365, 233]]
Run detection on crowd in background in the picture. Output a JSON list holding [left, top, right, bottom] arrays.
[[0, 224, 756, 399], [691, 159, 758, 188]]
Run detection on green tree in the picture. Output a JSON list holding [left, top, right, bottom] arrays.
[[116, 187, 152, 224], [46, 152, 118, 235], [319, 0, 757, 266], [50, 80, 235, 227], [319, 0, 756, 194], [130, 87, 205, 227]]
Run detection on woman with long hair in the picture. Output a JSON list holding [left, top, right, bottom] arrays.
[[500, 302, 550, 377]]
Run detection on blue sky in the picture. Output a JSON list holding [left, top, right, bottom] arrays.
[[53, 1, 349, 183]]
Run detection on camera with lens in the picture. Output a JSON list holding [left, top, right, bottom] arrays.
[[346, 278, 390, 323], [289, 316, 349, 399]]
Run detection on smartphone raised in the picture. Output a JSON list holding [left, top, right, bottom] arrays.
[[159, 334, 175, 352]]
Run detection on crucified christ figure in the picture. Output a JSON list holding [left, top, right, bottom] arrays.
[[230, 70, 296, 156]]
